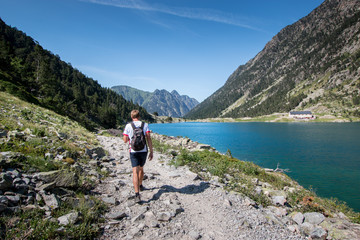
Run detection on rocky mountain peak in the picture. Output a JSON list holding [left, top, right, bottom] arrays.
[[186, 0, 360, 120], [112, 86, 199, 117]]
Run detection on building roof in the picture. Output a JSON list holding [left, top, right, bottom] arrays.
[[289, 111, 312, 115]]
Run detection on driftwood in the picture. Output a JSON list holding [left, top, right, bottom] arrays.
[[274, 162, 291, 173]]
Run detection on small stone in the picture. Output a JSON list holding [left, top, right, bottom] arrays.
[[157, 212, 172, 221], [188, 230, 201, 240], [169, 172, 181, 178], [131, 213, 145, 223], [101, 196, 118, 205], [224, 199, 232, 207], [288, 225, 300, 233], [106, 211, 127, 220], [240, 219, 252, 229]]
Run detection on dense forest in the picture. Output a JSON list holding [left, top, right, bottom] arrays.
[[0, 18, 153, 130]]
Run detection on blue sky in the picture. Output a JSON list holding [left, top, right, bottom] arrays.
[[1, 0, 323, 102]]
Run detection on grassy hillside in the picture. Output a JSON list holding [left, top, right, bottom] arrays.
[[0, 18, 153, 130], [0, 91, 107, 239]]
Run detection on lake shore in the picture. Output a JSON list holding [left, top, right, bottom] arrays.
[[97, 132, 360, 239], [154, 112, 360, 123]]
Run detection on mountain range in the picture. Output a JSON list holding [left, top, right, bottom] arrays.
[[111, 85, 199, 117], [186, 0, 360, 120]]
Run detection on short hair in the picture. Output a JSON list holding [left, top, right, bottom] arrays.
[[131, 110, 140, 119]]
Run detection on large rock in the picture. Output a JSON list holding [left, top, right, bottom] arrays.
[[272, 195, 287, 206], [291, 212, 304, 225], [58, 211, 80, 225], [304, 212, 325, 225], [0, 173, 13, 190], [40, 192, 60, 209], [310, 227, 327, 240], [0, 152, 26, 168], [35, 170, 79, 188], [34, 170, 60, 183], [90, 147, 106, 159]]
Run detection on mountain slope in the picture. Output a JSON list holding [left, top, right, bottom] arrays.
[[112, 85, 199, 117], [0, 18, 153, 129], [186, 0, 360, 120]]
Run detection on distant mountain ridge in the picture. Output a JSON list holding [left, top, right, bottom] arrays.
[[186, 0, 360, 120], [111, 85, 199, 117]]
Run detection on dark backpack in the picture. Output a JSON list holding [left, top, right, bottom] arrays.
[[130, 122, 147, 151]]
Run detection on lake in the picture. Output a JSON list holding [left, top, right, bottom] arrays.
[[150, 122, 360, 212]]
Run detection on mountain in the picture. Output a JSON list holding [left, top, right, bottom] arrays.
[[186, 0, 360, 120], [112, 85, 199, 117], [0, 18, 153, 129]]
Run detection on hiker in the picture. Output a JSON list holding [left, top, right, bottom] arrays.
[[123, 110, 153, 203]]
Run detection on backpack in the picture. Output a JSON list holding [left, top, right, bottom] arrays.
[[130, 122, 147, 151]]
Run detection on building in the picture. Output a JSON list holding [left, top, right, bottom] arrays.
[[289, 111, 314, 119]]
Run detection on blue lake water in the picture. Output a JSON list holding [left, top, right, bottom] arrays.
[[150, 122, 360, 212]]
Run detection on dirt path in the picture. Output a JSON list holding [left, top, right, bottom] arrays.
[[95, 135, 304, 240]]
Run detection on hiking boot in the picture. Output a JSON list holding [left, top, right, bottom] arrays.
[[140, 184, 146, 191], [134, 194, 141, 203]]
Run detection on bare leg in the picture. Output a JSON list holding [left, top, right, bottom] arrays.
[[139, 166, 144, 186], [132, 166, 140, 193]]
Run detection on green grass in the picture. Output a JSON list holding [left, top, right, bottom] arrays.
[[0, 91, 108, 238]]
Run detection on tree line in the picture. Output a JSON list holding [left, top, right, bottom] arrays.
[[0, 18, 153, 130]]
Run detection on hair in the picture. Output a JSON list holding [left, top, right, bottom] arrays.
[[131, 110, 140, 119]]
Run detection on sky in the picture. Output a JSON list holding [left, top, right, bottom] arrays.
[[0, 0, 324, 102]]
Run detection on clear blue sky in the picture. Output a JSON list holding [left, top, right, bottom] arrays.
[[1, 0, 323, 102]]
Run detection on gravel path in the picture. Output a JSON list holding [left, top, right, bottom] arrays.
[[95, 135, 305, 240]]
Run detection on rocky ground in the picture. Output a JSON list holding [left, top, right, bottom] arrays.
[[96, 135, 309, 240]]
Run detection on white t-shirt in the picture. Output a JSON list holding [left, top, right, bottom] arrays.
[[123, 121, 150, 152]]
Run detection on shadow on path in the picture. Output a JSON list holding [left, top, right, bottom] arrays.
[[144, 182, 210, 203]]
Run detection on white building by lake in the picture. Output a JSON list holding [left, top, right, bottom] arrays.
[[289, 111, 315, 119]]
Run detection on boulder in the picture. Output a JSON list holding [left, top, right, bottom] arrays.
[[34, 170, 60, 183], [54, 171, 79, 188], [35, 170, 79, 188], [0, 173, 13, 190], [310, 227, 327, 240], [272, 196, 287, 206], [301, 222, 315, 236], [304, 212, 325, 225], [40, 192, 60, 209], [291, 212, 304, 225], [196, 144, 211, 150], [58, 211, 80, 226], [91, 147, 106, 159], [101, 196, 118, 205]]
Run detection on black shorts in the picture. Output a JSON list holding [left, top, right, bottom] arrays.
[[130, 152, 148, 167]]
